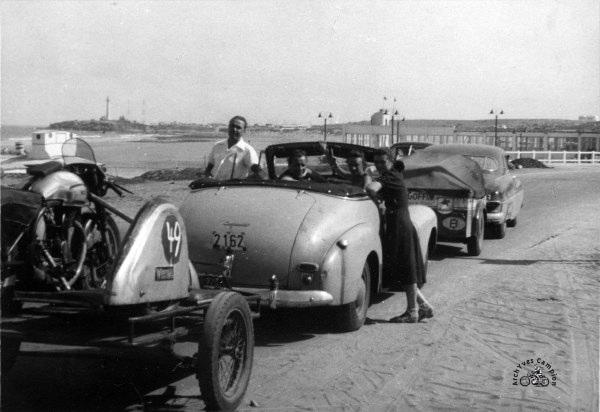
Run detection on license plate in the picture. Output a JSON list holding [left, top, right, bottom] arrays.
[[213, 232, 246, 251], [408, 191, 436, 206], [155, 267, 174, 281]]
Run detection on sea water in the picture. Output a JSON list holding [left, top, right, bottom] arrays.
[[1, 126, 335, 178]]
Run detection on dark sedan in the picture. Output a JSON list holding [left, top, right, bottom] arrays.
[[423, 144, 524, 238]]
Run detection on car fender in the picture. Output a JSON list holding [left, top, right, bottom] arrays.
[[320, 222, 382, 306]]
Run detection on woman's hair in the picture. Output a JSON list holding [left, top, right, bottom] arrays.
[[288, 149, 307, 164], [348, 150, 365, 160], [393, 159, 405, 172], [373, 147, 392, 159]]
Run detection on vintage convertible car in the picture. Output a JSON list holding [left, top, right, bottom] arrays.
[[180, 142, 438, 332], [423, 144, 524, 238], [403, 151, 487, 256]]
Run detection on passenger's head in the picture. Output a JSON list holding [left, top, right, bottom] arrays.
[[373, 148, 393, 173], [347, 150, 366, 176], [228, 116, 247, 143], [287, 150, 308, 179]]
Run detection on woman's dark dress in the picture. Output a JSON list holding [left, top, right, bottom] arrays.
[[377, 167, 425, 287]]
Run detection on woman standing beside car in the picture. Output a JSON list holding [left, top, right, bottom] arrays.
[[366, 148, 434, 323]]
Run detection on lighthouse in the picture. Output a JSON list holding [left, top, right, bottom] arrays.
[[106, 96, 110, 120]]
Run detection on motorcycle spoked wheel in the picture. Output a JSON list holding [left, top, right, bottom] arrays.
[[30, 209, 88, 290], [83, 213, 121, 288]]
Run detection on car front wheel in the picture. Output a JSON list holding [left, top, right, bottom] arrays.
[[507, 217, 517, 228], [493, 221, 507, 239], [336, 261, 371, 332]]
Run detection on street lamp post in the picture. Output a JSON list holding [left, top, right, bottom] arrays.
[[490, 109, 504, 147], [391, 110, 399, 144], [318, 112, 333, 142]]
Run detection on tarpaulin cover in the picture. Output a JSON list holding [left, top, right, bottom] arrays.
[[402, 152, 486, 198]]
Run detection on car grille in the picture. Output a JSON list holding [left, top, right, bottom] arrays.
[[486, 201, 501, 213]]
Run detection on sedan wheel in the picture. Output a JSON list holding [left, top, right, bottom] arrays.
[[336, 261, 371, 332], [507, 217, 518, 228], [493, 222, 507, 239]]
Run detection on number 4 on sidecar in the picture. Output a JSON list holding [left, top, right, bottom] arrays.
[[1, 197, 259, 411]]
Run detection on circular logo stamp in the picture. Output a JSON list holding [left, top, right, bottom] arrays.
[[512, 358, 558, 387]]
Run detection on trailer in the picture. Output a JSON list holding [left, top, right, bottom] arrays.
[[1, 197, 259, 411]]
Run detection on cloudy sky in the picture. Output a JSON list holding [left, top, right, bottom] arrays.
[[1, 0, 598, 126]]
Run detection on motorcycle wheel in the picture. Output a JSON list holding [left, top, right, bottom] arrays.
[[83, 213, 121, 287], [540, 377, 549, 386], [519, 376, 530, 386]]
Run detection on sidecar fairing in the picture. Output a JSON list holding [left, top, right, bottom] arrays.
[[11, 197, 201, 310]]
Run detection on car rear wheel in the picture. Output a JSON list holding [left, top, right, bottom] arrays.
[[336, 261, 371, 332], [467, 215, 484, 256], [507, 217, 517, 228]]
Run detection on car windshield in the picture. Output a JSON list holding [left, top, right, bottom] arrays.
[[467, 155, 498, 172]]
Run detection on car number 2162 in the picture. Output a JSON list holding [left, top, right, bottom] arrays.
[[213, 232, 246, 251]]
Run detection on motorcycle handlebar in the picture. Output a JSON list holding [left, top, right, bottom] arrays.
[[106, 181, 124, 197]]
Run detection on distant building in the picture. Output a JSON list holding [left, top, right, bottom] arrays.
[[344, 108, 600, 152], [28, 130, 75, 160], [578, 115, 600, 122]]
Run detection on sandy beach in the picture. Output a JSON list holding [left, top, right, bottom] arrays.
[[2, 165, 598, 411]]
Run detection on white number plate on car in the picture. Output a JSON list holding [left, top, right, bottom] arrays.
[[408, 191, 436, 206], [213, 232, 246, 251]]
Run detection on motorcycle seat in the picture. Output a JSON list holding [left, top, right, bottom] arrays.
[[26, 161, 63, 177]]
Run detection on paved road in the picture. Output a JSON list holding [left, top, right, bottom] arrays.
[[2, 166, 599, 411]]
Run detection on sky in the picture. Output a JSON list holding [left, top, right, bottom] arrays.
[[1, 0, 599, 126]]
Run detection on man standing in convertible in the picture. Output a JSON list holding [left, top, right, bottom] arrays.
[[205, 115, 260, 179]]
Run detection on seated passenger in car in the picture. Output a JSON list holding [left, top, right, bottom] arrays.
[[327, 149, 372, 189], [279, 150, 326, 182]]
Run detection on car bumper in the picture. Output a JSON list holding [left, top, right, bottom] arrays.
[[231, 287, 334, 308], [486, 201, 507, 224]]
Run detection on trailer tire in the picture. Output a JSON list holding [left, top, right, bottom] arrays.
[[1, 338, 21, 374], [197, 292, 254, 411]]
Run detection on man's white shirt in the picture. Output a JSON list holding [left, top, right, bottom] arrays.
[[208, 138, 259, 179]]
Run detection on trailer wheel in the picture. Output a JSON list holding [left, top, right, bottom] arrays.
[[1, 338, 21, 374], [197, 292, 254, 411]]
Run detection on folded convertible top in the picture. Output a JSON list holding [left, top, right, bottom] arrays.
[[402, 152, 486, 198]]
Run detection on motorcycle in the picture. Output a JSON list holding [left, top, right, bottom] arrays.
[[1, 138, 132, 312]]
